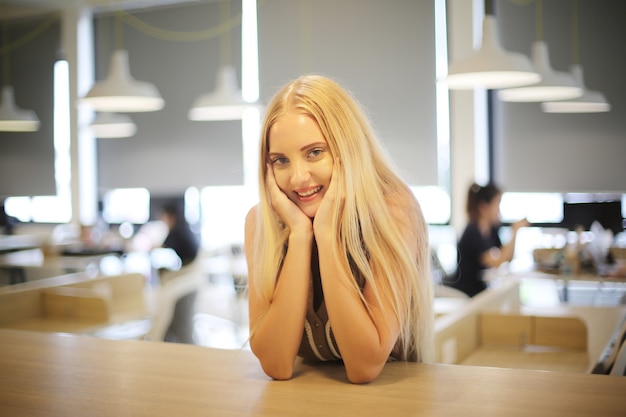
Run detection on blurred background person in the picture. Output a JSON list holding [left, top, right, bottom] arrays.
[[160, 200, 199, 267], [446, 182, 529, 297], [157, 200, 201, 344]]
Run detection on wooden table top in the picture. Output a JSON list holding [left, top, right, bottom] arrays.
[[1, 329, 625, 417], [514, 269, 626, 283]]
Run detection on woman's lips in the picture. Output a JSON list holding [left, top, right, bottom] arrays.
[[295, 185, 322, 202]]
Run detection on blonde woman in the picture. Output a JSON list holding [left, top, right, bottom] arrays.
[[244, 75, 434, 384]]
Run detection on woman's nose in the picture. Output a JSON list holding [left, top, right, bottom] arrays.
[[290, 162, 311, 186]]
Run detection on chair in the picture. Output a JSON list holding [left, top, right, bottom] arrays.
[[434, 284, 470, 299], [145, 259, 203, 342], [610, 341, 626, 376], [592, 314, 626, 374]]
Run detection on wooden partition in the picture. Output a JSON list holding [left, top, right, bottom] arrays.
[[433, 277, 626, 373], [0, 272, 150, 335], [434, 278, 521, 364]]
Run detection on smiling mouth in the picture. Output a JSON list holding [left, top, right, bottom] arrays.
[[296, 186, 322, 198]]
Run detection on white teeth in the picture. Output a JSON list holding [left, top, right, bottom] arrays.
[[297, 186, 321, 197]]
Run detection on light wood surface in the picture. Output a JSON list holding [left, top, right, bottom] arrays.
[[0, 272, 151, 335], [461, 346, 590, 373], [533, 315, 588, 349], [479, 313, 588, 349], [434, 278, 521, 364], [0, 329, 624, 417], [521, 304, 626, 372], [434, 276, 626, 372], [479, 313, 534, 346]]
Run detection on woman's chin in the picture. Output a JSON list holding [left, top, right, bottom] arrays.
[[298, 204, 319, 219]]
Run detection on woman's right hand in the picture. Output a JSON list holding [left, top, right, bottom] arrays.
[[511, 218, 530, 233], [266, 164, 312, 233]]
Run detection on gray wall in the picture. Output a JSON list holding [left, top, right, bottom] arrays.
[[5, 0, 625, 202], [96, 0, 439, 196], [0, 16, 59, 198], [95, 1, 244, 196], [493, 0, 626, 193], [258, 0, 438, 186]]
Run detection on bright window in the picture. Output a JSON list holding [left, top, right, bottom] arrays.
[[200, 186, 257, 251], [102, 188, 150, 224], [500, 192, 563, 224], [4, 60, 72, 224], [411, 186, 451, 224]]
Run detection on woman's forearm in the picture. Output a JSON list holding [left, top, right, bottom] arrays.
[[249, 230, 312, 379], [315, 236, 399, 383]]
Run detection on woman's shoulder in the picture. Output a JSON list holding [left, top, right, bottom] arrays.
[[245, 204, 260, 228], [385, 187, 420, 217], [384, 188, 424, 238]]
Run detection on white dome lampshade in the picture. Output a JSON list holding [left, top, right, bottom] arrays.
[[541, 65, 611, 113], [81, 50, 164, 113], [444, 15, 541, 90], [89, 112, 137, 138], [0, 86, 40, 132], [188, 65, 256, 121], [498, 41, 583, 102]]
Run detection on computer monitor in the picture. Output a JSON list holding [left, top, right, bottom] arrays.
[[562, 200, 624, 235]]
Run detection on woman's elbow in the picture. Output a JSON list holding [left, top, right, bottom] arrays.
[[255, 352, 296, 380], [262, 362, 294, 381], [250, 340, 297, 380], [345, 362, 385, 384]]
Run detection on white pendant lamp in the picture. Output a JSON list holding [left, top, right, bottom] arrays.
[[81, 50, 164, 113], [542, 65, 610, 113], [0, 86, 40, 132], [498, 41, 583, 102], [444, 15, 540, 90], [188, 65, 253, 121], [89, 112, 137, 138]]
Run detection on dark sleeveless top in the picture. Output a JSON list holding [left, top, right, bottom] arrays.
[[297, 242, 342, 361], [296, 242, 410, 362]]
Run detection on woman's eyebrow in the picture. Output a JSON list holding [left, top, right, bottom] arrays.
[[267, 152, 283, 160], [300, 141, 327, 151], [269, 141, 326, 155]]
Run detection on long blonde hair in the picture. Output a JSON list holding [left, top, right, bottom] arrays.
[[251, 75, 434, 362]]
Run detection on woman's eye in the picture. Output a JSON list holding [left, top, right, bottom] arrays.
[[271, 157, 288, 165], [308, 149, 323, 158]]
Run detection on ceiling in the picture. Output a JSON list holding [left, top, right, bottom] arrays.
[[2, 0, 208, 20]]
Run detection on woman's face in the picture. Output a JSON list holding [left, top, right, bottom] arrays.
[[481, 194, 502, 226], [267, 112, 334, 218]]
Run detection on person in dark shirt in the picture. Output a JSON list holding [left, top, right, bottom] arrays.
[[0, 203, 18, 235], [159, 201, 201, 344], [447, 182, 528, 297], [160, 202, 199, 267]]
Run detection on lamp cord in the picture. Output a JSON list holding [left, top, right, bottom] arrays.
[[114, 1, 264, 43], [0, 12, 59, 87], [535, 0, 543, 41], [115, 10, 124, 50], [219, 0, 232, 67], [484, 0, 493, 15], [2, 8, 8, 87], [118, 11, 241, 42], [572, 0, 579, 65]]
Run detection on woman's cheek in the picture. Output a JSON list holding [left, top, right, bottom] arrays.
[[274, 170, 290, 193], [320, 158, 334, 183]]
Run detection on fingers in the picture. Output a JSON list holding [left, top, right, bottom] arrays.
[[266, 164, 283, 206], [266, 164, 311, 231]]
